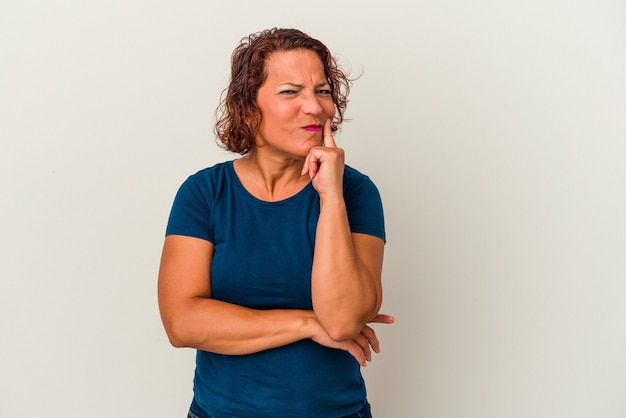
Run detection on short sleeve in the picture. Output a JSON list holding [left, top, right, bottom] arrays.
[[344, 171, 386, 242], [165, 173, 214, 242]]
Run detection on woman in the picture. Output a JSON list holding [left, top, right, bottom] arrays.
[[158, 28, 393, 418]]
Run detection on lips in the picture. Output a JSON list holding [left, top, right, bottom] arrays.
[[302, 124, 322, 132]]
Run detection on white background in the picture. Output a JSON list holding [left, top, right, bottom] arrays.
[[1, 1, 625, 417]]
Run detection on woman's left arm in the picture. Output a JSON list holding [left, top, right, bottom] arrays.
[[302, 120, 387, 341]]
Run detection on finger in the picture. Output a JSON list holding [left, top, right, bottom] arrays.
[[354, 333, 372, 362], [361, 326, 381, 353], [322, 119, 337, 148], [301, 155, 309, 176], [369, 314, 395, 324], [301, 147, 312, 176], [306, 160, 319, 179], [301, 149, 319, 178], [345, 341, 367, 367]]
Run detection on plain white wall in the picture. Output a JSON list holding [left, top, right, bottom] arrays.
[[1, 1, 625, 417]]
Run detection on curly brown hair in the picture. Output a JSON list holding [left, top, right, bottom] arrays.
[[215, 28, 352, 155]]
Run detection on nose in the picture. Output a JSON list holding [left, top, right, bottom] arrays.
[[301, 93, 323, 115]]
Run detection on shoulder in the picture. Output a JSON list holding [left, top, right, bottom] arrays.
[[166, 161, 235, 241], [343, 166, 382, 209], [343, 165, 381, 195], [177, 161, 233, 195], [170, 161, 236, 217], [185, 160, 233, 185], [343, 164, 366, 182]]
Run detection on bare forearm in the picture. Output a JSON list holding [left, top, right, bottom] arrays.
[[164, 299, 317, 355], [311, 197, 379, 340]]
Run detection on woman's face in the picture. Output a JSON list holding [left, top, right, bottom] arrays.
[[254, 49, 336, 159]]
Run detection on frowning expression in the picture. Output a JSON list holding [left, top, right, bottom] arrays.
[[254, 49, 336, 158]]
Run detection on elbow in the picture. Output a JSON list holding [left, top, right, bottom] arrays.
[[163, 319, 191, 348], [166, 333, 187, 348], [325, 321, 363, 342], [318, 302, 380, 341]]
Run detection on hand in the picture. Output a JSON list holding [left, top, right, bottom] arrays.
[[311, 314, 395, 366], [353, 314, 395, 361], [301, 119, 345, 198], [311, 327, 374, 367]]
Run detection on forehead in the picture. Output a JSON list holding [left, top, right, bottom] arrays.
[[263, 49, 327, 83]]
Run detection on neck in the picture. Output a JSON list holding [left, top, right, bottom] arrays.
[[234, 150, 309, 202]]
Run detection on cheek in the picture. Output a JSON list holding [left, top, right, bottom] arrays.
[[271, 102, 298, 120], [323, 102, 336, 117]]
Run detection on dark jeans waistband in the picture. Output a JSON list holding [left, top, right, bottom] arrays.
[[188, 398, 372, 418]]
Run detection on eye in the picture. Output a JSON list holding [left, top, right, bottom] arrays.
[[316, 89, 332, 95], [279, 89, 298, 95]]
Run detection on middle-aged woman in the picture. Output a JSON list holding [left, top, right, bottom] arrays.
[[158, 28, 394, 418]]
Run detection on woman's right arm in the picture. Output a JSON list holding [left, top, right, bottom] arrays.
[[157, 235, 380, 365]]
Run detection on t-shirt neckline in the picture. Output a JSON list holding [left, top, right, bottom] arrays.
[[226, 160, 314, 206]]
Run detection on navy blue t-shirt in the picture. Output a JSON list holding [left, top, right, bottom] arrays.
[[166, 160, 385, 418]]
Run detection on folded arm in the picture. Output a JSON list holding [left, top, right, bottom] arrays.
[[157, 235, 384, 365]]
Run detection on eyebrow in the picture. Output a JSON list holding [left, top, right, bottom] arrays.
[[281, 82, 331, 88]]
